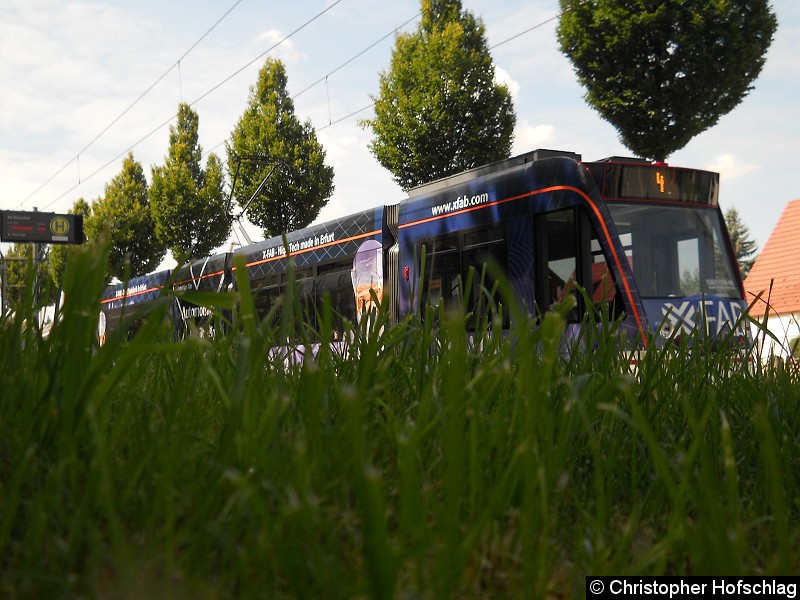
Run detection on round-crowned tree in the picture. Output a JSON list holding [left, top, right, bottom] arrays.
[[557, 0, 777, 162]]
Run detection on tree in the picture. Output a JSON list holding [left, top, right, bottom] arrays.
[[362, 0, 515, 191], [2, 243, 57, 314], [724, 207, 758, 277], [87, 153, 166, 280], [227, 59, 334, 238], [150, 103, 232, 263], [557, 0, 777, 162]]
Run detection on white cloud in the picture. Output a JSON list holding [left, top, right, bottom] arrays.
[[706, 154, 761, 182], [257, 29, 305, 64], [513, 120, 556, 154], [494, 66, 520, 101]]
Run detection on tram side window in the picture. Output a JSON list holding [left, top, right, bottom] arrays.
[[417, 224, 508, 327], [252, 266, 316, 337], [324, 280, 356, 338], [295, 275, 317, 335], [463, 227, 506, 286], [588, 237, 621, 312], [535, 208, 623, 321], [462, 225, 508, 327], [542, 210, 579, 315], [253, 283, 283, 327], [419, 233, 460, 309], [315, 264, 357, 339]]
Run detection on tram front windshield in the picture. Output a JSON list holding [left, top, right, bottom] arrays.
[[606, 203, 740, 299]]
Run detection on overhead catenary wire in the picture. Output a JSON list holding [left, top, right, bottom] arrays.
[[318, 104, 374, 132], [210, 10, 564, 154], [489, 13, 560, 51], [315, 10, 566, 132], [489, 0, 587, 51], [188, 0, 346, 109], [165, 12, 424, 160], [33, 6, 564, 213], [22, 0, 245, 209], [292, 12, 420, 100], [36, 0, 346, 212]]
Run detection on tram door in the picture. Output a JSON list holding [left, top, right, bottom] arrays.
[[534, 208, 621, 321]]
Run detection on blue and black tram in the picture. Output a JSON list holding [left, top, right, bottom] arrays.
[[99, 149, 747, 347]]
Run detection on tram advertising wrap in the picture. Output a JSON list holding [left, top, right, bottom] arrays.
[[99, 149, 748, 352]]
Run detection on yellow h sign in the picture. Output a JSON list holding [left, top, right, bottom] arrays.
[[50, 216, 69, 236]]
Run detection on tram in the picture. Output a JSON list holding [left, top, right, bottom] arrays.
[[99, 149, 747, 347]]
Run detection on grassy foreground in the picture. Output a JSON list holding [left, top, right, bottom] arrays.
[[1, 243, 799, 599]]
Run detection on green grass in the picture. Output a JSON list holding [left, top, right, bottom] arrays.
[[1, 243, 799, 599]]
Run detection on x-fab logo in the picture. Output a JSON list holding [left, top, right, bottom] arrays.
[[661, 299, 745, 337], [661, 301, 697, 335]]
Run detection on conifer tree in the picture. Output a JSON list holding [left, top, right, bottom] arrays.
[[724, 207, 758, 277]]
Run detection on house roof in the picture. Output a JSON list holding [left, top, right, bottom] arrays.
[[744, 198, 800, 317]]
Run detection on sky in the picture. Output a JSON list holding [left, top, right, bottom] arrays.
[[1, 0, 798, 269]]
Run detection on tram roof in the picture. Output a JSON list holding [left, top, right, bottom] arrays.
[[408, 149, 581, 199]]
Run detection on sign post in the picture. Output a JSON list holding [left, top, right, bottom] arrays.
[[0, 210, 84, 317], [0, 210, 85, 244]]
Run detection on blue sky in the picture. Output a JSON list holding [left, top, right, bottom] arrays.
[[1, 0, 797, 264]]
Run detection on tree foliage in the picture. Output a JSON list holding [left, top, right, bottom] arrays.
[[150, 103, 231, 263], [2, 243, 56, 313], [363, 0, 515, 191], [227, 59, 334, 238], [724, 207, 758, 277], [87, 153, 165, 280], [557, 0, 777, 162]]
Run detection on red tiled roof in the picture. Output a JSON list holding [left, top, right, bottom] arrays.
[[744, 199, 800, 317]]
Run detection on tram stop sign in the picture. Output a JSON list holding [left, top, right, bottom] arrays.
[[0, 210, 85, 244]]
